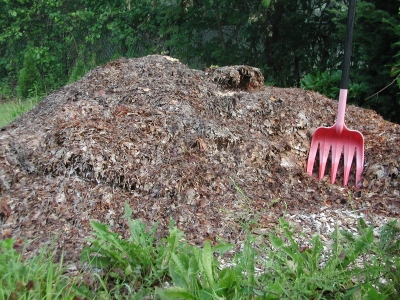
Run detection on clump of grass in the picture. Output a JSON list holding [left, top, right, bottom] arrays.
[[0, 238, 84, 299], [0, 97, 41, 128]]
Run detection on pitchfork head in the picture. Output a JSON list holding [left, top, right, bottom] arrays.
[[306, 123, 364, 188], [307, 0, 364, 188]]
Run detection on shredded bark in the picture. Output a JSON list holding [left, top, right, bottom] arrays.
[[0, 55, 399, 263]]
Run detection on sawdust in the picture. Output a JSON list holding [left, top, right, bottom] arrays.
[[0, 55, 399, 263]]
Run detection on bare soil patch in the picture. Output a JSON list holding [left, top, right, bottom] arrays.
[[0, 55, 399, 263]]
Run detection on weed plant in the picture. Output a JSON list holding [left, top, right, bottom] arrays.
[[1, 203, 399, 299], [80, 202, 187, 298]]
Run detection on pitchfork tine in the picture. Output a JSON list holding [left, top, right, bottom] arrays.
[[356, 142, 364, 188], [318, 140, 330, 180], [330, 141, 342, 184], [343, 142, 356, 186], [306, 139, 318, 175]]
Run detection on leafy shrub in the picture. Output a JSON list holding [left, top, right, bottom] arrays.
[[301, 70, 342, 99], [155, 240, 239, 300], [16, 47, 42, 99], [300, 69, 367, 102]]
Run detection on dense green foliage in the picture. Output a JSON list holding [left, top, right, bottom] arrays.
[[2, 208, 399, 299], [1, 0, 399, 122]]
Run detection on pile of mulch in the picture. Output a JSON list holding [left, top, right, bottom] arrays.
[[0, 55, 399, 262]]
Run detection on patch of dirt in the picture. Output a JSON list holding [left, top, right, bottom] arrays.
[[0, 55, 399, 264]]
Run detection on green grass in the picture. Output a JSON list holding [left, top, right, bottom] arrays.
[[2, 202, 399, 299], [0, 98, 41, 128], [0, 238, 83, 299]]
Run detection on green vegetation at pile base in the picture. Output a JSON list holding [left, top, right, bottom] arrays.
[[1, 202, 399, 299]]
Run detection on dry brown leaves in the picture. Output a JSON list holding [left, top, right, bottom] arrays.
[[0, 55, 399, 262]]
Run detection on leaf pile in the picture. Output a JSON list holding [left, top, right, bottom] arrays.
[[0, 55, 399, 261]]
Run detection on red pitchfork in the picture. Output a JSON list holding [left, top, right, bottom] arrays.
[[306, 0, 364, 189]]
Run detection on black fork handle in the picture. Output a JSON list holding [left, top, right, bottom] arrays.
[[340, 0, 357, 90]]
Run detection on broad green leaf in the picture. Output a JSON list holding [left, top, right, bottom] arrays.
[[212, 243, 234, 256], [202, 241, 215, 288], [269, 234, 284, 249], [199, 289, 221, 300], [265, 282, 284, 297], [155, 286, 196, 300], [80, 250, 112, 268], [357, 218, 369, 231], [218, 268, 238, 290], [188, 254, 200, 277], [261, 0, 271, 8], [343, 285, 361, 299], [308, 234, 323, 271], [365, 284, 386, 300], [169, 252, 190, 289], [160, 227, 184, 269]]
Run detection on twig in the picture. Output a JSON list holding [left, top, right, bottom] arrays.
[[364, 73, 400, 101]]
